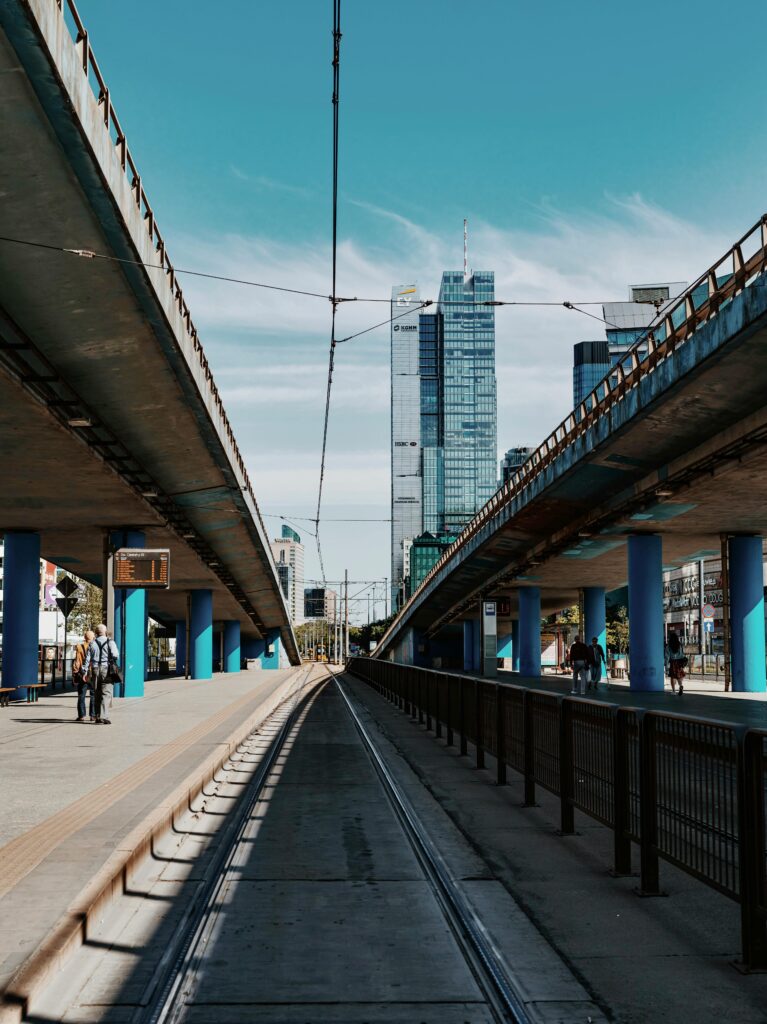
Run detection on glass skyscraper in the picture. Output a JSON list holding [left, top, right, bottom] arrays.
[[390, 270, 497, 607]]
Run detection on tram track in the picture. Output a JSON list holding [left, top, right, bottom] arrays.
[[32, 665, 597, 1023]]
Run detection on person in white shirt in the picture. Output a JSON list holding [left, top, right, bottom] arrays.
[[83, 624, 120, 724]]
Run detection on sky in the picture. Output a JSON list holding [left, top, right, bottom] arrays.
[[75, 0, 767, 620]]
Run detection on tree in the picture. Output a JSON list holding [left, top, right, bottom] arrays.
[[607, 605, 629, 654], [56, 571, 103, 638]]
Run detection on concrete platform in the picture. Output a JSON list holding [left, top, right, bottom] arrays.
[[347, 673, 767, 1022], [0, 667, 306, 1000]]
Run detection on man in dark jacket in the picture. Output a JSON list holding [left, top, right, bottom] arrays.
[[569, 635, 592, 695]]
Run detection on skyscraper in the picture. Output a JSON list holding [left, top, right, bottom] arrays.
[[270, 525, 304, 625], [390, 267, 497, 607]]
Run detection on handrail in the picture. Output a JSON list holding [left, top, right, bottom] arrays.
[[52, 0, 267, 540], [380, 214, 767, 652]]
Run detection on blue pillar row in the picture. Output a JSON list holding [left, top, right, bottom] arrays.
[[190, 590, 213, 680], [2, 532, 40, 698], [243, 636, 265, 661], [518, 588, 541, 677], [175, 620, 187, 676], [261, 627, 280, 670], [628, 534, 664, 691], [729, 536, 766, 693], [111, 529, 146, 698], [223, 620, 241, 673], [463, 619, 480, 673], [583, 586, 607, 680], [511, 619, 520, 672]]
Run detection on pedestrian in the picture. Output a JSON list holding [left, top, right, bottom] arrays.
[[667, 629, 686, 694], [73, 629, 95, 721], [569, 634, 591, 696], [589, 636, 606, 690], [83, 624, 120, 724]]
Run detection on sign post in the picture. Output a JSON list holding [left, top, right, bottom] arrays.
[[55, 575, 80, 687], [481, 600, 498, 678]]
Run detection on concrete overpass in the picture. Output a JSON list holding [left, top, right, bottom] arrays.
[[0, 0, 298, 691], [378, 216, 767, 692]]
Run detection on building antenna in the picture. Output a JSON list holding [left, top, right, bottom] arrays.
[[463, 218, 469, 282]]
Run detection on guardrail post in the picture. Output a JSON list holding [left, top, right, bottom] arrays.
[[475, 679, 485, 768], [737, 730, 767, 969], [446, 676, 454, 747], [637, 713, 663, 896], [435, 677, 442, 739], [425, 673, 432, 731], [496, 684, 506, 785], [612, 708, 632, 875], [409, 670, 416, 719], [418, 672, 424, 725], [460, 677, 467, 756], [559, 699, 575, 834], [523, 691, 536, 806]]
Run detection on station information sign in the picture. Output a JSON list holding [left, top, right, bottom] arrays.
[[113, 548, 170, 589]]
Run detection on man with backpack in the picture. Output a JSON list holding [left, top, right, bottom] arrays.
[[73, 629, 95, 721], [83, 623, 120, 724], [569, 634, 592, 696]]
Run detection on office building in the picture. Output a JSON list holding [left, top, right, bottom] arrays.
[[304, 587, 338, 620], [270, 525, 304, 625], [390, 266, 498, 607], [406, 531, 458, 600], [573, 282, 687, 407], [500, 447, 534, 486]]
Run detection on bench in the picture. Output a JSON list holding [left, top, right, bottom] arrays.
[[23, 684, 46, 703], [0, 687, 14, 707]]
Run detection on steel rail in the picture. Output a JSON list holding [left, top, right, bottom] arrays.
[[133, 666, 324, 1024], [336, 676, 532, 1024]]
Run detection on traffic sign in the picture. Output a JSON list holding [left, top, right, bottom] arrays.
[[55, 595, 78, 618], [702, 603, 715, 620], [704, 620, 714, 633], [56, 575, 79, 598]]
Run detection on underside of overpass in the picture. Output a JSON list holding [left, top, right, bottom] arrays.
[[382, 262, 767, 650], [0, 0, 297, 660]]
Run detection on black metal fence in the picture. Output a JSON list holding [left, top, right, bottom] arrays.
[[349, 658, 767, 970]]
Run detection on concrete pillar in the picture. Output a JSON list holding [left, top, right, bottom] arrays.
[[511, 619, 520, 672], [584, 586, 607, 680], [729, 536, 766, 693], [190, 590, 213, 680], [175, 620, 186, 676], [261, 627, 280, 670], [2, 532, 41, 698], [223, 620, 241, 673], [497, 630, 513, 661], [463, 619, 480, 673], [628, 534, 664, 691], [518, 588, 541, 677], [111, 530, 146, 698]]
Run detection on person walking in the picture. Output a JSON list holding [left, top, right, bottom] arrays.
[[73, 629, 95, 721], [667, 629, 686, 695], [569, 635, 591, 696], [589, 636, 606, 690], [83, 624, 120, 724]]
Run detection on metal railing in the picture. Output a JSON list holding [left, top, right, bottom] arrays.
[[349, 658, 767, 969], [379, 215, 767, 652], [50, 0, 266, 540]]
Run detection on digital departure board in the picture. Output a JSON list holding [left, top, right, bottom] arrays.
[[113, 548, 170, 589]]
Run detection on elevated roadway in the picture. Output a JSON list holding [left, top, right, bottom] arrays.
[[0, 0, 297, 664], [378, 216, 767, 683]]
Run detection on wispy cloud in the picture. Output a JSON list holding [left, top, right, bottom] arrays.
[[229, 165, 311, 197]]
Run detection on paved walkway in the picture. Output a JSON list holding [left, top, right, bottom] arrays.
[[0, 667, 307, 996], [486, 668, 767, 728]]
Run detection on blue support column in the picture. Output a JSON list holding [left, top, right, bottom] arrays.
[[463, 619, 480, 672], [261, 627, 280, 669], [190, 590, 213, 680], [729, 536, 766, 693], [111, 530, 146, 698], [628, 534, 664, 691], [175, 620, 186, 676], [583, 586, 607, 680], [223, 620, 241, 673], [518, 588, 541, 677], [2, 532, 40, 699], [497, 631, 513, 659], [511, 619, 520, 672]]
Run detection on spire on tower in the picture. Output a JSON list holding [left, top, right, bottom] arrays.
[[463, 218, 469, 282]]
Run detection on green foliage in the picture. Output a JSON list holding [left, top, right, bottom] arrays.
[[607, 605, 629, 653], [57, 571, 103, 638]]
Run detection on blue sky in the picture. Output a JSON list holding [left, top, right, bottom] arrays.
[[76, 0, 767, 618]]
